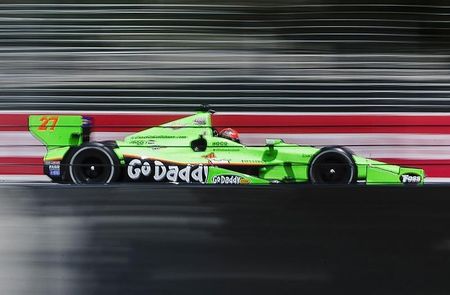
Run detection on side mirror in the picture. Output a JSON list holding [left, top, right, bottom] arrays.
[[265, 138, 284, 147]]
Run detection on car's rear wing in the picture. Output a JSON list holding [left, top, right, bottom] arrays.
[[29, 115, 92, 149]]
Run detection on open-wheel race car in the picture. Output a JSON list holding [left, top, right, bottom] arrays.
[[29, 109, 425, 185]]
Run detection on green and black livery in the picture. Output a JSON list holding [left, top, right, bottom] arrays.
[[28, 110, 425, 185]]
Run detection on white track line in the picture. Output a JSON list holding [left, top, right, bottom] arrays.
[[0, 175, 50, 182]]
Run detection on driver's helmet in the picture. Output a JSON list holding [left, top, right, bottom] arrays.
[[219, 128, 240, 143]]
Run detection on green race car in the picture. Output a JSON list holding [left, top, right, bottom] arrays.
[[28, 109, 425, 185]]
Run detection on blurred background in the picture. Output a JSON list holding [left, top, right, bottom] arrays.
[[1, 0, 450, 111], [2, 1, 450, 295]]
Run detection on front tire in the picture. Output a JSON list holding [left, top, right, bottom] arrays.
[[68, 143, 120, 184], [309, 147, 357, 184]]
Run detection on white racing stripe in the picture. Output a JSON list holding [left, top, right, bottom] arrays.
[[424, 178, 450, 183], [0, 175, 51, 182], [2, 131, 450, 159]]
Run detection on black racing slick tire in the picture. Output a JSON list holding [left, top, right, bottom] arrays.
[[309, 147, 357, 185], [67, 142, 120, 184]]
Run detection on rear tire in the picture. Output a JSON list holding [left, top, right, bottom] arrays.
[[68, 143, 120, 184], [309, 147, 356, 184]]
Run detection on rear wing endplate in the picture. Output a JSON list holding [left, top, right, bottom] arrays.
[[28, 115, 88, 149]]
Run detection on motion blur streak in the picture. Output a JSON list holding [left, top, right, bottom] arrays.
[[0, 185, 450, 294], [0, 189, 83, 295], [0, 2, 449, 111]]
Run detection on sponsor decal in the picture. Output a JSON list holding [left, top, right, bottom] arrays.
[[147, 135, 187, 139], [127, 136, 155, 143], [212, 175, 251, 185], [201, 153, 230, 165], [126, 159, 208, 183], [129, 135, 187, 140], [400, 173, 422, 184], [129, 139, 155, 146], [193, 117, 206, 126], [45, 161, 61, 176], [202, 152, 216, 159], [127, 135, 151, 139], [212, 141, 228, 146], [212, 148, 241, 152]]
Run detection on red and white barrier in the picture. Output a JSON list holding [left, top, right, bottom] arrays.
[[1, 111, 450, 181]]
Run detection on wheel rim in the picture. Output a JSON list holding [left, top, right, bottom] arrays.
[[310, 152, 354, 184], [70, 147, 114, 184]]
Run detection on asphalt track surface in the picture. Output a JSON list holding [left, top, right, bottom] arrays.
[[1, 184, 450, 294]]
